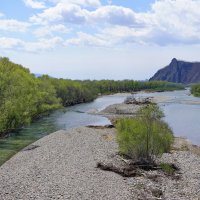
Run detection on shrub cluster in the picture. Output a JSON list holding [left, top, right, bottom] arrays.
[[191, 83, 200, 97], [116, 105, 174, 163]]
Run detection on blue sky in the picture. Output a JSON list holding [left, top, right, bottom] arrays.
[[0, 0, 200, 80]]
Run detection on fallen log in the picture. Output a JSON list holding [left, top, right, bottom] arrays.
[[86, 125, 115, 129], [96, 162, 140, 177]]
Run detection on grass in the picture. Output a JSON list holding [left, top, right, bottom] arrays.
[[160, 163, 176, 175]]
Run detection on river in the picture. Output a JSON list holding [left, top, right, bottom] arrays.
[[0, 94, 128, 165], [0, 90, 200, 166]]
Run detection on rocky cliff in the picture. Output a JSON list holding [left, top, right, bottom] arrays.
[[150, 58, 200, 84]]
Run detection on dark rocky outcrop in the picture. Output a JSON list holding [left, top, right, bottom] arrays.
[[150, 58, 200, 84]]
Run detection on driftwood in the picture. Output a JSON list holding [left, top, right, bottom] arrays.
[[124, 97, 153, 105], [96, 162, 139, 177], [97, 152, 181, 180], [97, 159, 161, 177], [130, 161, 159, 170], [86, 125, 115, 129]]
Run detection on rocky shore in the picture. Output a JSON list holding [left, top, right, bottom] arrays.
[[0, 101, 200, 200]]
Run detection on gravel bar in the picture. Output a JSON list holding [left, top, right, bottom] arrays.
[[0, 127, 132, 200]]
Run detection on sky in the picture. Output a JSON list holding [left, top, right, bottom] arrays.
[[0, 0, 200, 80]]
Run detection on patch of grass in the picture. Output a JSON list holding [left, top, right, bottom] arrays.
[[160, 163, 176, 175]]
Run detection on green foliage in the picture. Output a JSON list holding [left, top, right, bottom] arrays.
[[0, 58, 61, 135], [116, 105, 174, 163], [191, 83, 200, 97], [82, 80, 184, 95], [160, 163, 175, 175], [47, 77, 97, 106]]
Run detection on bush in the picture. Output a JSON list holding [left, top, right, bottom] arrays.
[[116, 104, 174, 163], [191, 83, 200, 97]]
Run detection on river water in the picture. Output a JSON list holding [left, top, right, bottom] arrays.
[[0, 90, 200, 165]]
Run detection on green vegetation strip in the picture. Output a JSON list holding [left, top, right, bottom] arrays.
[[191, 83, 200, 97]]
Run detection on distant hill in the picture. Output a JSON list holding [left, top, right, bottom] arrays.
[[150, 58, 200, 84]]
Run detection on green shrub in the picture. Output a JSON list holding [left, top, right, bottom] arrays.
[[116, 104, 174, 163], [191, 83, 200, 97]]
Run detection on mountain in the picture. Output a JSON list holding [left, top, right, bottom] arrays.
[[150, 58, 200, 84]]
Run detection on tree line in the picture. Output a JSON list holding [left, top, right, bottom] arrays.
[[0, 57, 184, 136]]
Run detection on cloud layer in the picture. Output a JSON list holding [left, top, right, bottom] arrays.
[[0, 19, 30, 32], [23, 0, 46, 9], [1, 0, 200, 52]]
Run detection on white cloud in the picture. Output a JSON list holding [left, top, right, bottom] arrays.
[[65, 32, 109, 47], [0, 37, 23, 49], [24, 37, 63, 51], [34, 24, 71, 37], [0, 36, 63, 52], [30, 4, 140, 27], [30, 3, 88, 24], [108, 0, 112, 5], [48, 0, 101, 7], [23, 0, 46, 9], [65, 25, 150, 47], [101, 26, 149, 44], [3, 0, 200, 52], [63, 0, 200, 46], [89, 6, 139, 26], [138, 0, 200, 45], [0, 13, 4, 18], [0, 19, 30, 32]]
